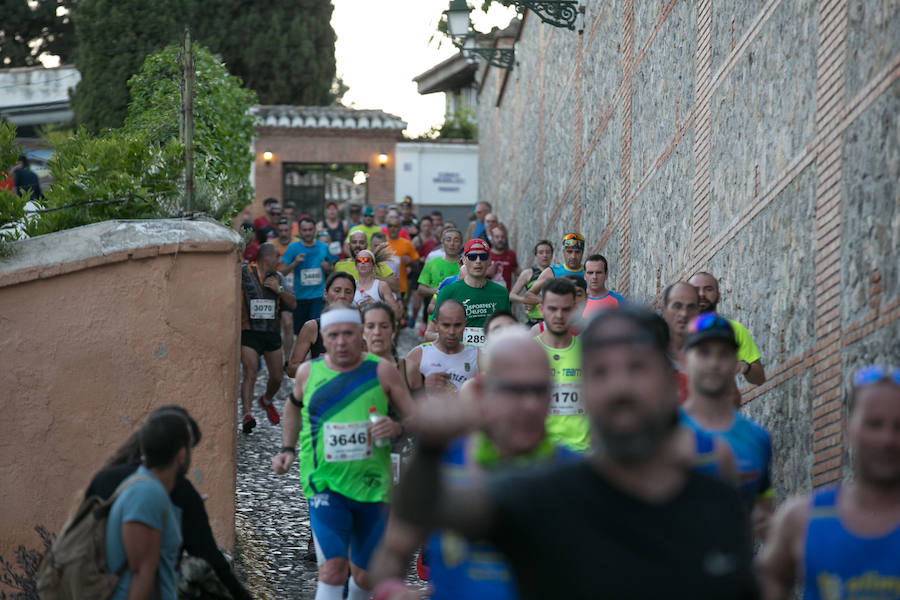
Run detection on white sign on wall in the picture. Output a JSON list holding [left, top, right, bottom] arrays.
[[395, 142, 478, 206]]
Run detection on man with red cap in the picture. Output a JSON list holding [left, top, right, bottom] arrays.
[[434, 238, 510, 348]]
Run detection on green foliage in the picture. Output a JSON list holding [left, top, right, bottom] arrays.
[[27, 42, 257, 237], [0, 123, 29, 248], [416, 108, 479, 141], [126, 43, 258, 217], [70, 0, 340, 132], [0, 0, 75, 67]]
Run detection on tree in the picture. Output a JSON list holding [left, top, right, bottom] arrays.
[[25, 42, 257, 237], [70, 0, 186, 132], [0, 0, 75, 67], [211, 0, 338, 105], [70, 0, 339, 132], [0, 123, 30, 250]]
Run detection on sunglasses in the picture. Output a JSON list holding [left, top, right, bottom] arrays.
[[688, 312, 730, 334], [853, 365, 900, 387], [356, 256, 373, 264], [466, 252, 490, 262]]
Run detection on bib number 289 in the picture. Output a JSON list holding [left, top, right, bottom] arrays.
[[462, 327, 486, 347]]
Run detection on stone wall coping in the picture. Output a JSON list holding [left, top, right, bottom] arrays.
[[0, 218, 242, 288]]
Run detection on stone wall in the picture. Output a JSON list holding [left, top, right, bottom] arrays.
[[477, 0, 899, 497], [0, 219, 242, 570]]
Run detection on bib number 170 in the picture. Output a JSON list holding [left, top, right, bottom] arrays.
[[549, 383, 584, 416]]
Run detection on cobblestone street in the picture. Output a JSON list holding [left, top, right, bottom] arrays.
[[234, 326, 421, 599]]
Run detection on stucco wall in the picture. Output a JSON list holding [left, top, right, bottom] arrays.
[[477, 1, 899, 497], [0, 219, 241, 565]]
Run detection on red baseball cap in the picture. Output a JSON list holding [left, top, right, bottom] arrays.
[[464, 239, 490, 254]]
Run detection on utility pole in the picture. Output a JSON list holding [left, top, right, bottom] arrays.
[[182, 28, 195, 214]]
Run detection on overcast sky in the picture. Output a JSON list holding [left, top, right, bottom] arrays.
[[332, 0, 517, 137]]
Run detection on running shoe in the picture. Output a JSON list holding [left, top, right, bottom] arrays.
[[241, 413, 256, 434], [258, 394, 280, 425], [416, 547, 430, 581]]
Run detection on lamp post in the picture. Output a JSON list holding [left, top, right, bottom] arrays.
[[445, 0, 515, 70]]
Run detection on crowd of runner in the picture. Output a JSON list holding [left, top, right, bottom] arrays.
[[65, 196, 896, 600]]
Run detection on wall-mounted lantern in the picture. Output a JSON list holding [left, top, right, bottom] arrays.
[[445, 0, 515, 70], [262, 151, 274, 165], [377, 153, 389, 168], [500, 0, 583, 31]]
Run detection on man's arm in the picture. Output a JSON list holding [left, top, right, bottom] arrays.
[[286, 320, 317, 377], [272, 365, 308, 474], [405, 346, 424, 392], [122, 522, 162, 600], [743, 360, 766, 385], [758, 496, 807, 600]]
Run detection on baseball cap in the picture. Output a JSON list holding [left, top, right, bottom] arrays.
[[325, 200, 338, 210], [362, 205, 374, 216], [401, 196, 412, 204], [684, 313, 738, 350], [464, 239, 491, 254]]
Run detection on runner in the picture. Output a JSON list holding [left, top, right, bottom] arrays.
[[344, 205, 382, 248], [286, 272, 356, 377], [417, 228, 463, 308], [273, 217, 297, 361], [272, 304, 415, 600], [318, 200, 348, 258], [353, 249, 401, 318], [660, 281, 700, 404], [335, 230, 394, 281], [533, 278, 588, 452], [487, 225, 519, 290], [372, 327, 576, 600], [240, 243, 296, 433], [759, 365, 900, 599], [384, 216, 420, 324], [528, 233, 586, 297], [510, 239, 553, 326], [434, 238, 511, 348], [390, 306, 758, 599], [679, 313, 775, 539], [280, 217, 334, 336], [406, 300, 478, 394], [582, 254, 625, 318], [688, 271, 766, 405]]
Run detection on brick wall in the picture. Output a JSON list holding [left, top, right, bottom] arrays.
[[253, 128, 401, 216], [477, 0, 899, 497]]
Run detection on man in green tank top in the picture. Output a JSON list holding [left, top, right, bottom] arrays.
[[272, 304, 414, 600], [535, 278, 588, 452]]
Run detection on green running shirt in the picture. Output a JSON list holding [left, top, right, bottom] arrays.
[[536, 336, 589, 452], [299, 354, 391, 503]]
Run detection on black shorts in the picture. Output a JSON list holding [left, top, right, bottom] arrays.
[[241, 330, 282, 355]]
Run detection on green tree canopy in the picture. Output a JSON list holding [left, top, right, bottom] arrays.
[[24, 42, 257, 238], [0, 0, 75, 67], [70, 0, 339, 132]]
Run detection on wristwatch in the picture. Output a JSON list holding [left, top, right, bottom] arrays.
[[278, 286, 285, 294]]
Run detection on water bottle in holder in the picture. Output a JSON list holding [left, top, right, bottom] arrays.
[[369, 406, 389, 448]]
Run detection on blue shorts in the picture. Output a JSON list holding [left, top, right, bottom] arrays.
[[308, 489, 388, 570]]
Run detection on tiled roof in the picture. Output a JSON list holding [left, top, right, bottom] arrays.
[[252, 105, 407, 130]]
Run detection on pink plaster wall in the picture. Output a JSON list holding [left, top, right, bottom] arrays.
[[0, 224, 241, 567]]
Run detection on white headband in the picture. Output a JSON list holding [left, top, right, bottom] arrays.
[[321, 308, 362, 329]]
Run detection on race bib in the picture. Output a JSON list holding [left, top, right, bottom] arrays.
[[329, 241, 342, 256], [462, 327, 486, 347], [249, 299, 276, 320], [323, 421, 371, 462], [549, 382, 584, 416], [300, 268, 323, 286]]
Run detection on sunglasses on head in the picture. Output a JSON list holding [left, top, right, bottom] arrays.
[[466, 252, 490, 262], [853, 365, 900, 388], [356, 255, 373, 264], [689, 312, 729, 334]]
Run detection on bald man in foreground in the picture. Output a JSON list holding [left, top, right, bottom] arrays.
[[371, 327, 577, 600]]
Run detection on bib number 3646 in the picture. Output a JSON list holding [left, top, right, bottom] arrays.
[[323, 422, 371, 462], [550, 382, 584, 416]]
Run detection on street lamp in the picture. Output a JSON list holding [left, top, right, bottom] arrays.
[[445, 0, 515, 70], [500, 1, 583, 31]]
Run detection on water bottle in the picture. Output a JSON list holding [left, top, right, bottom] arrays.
[[369, 406, 389, 448]]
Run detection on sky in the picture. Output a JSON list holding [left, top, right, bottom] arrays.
[[331, 0, 517, 137]]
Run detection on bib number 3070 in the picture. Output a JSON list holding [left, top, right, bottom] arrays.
[[462, 327, 486, 347], [550, 382, 584, 416], [323, 421, 371, 462], [249, 299, 276, 320]]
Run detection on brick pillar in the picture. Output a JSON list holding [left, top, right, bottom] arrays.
[[689, 0, 712, 271], [810, 0, 848, 488], [616, 0, 635, 295]]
